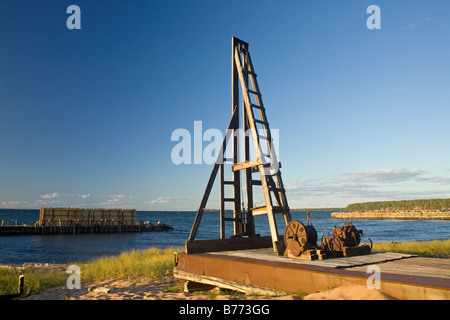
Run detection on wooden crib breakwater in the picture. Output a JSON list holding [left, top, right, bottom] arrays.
[[331, 209, 450, 220], [0, 207, 173, 236]]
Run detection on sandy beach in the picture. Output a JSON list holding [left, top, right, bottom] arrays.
[[22, 275, 396, 300]]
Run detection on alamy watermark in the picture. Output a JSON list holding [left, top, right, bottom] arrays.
[[64, 4, 380, 31], [66, 5, 81, 30], [366, 5, 381, 30], [366, 265, 381, 289], [66, 265, 81, 289], [170, 121, 281, 174]]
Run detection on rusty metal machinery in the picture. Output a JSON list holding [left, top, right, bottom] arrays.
[[318, 221, 372, 257], [283, 220, 318, 257], [283, 216, 372, 259]]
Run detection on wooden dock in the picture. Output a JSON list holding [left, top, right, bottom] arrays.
[[0, 207, 173, 236], [174, 241, 450, 300]]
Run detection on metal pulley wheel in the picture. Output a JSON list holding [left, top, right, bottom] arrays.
[[284, 220, 307, 246], [284, 220, 317, 256]]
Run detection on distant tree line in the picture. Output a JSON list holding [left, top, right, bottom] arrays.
[[345, 198, 450, 211]]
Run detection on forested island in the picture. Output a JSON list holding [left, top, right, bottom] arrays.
[[344, 198, 450, 211], [332, 198, 450, 220]]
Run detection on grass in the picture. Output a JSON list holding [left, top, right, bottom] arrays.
[[0, 247, 181, 298], [76, 247, 180, 283], [0, 266, 67, 297], [372, 239, 450, 258], [1, 240, 448, 298]]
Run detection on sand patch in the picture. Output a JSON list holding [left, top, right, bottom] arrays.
[[22, 276, 394, 300], [303, 285, 396, 300]]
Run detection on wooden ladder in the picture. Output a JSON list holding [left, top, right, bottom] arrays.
[[188, 37, 292, 255]]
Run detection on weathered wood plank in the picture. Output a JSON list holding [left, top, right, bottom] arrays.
[[205, 248, 417, 269], [174, 268, 284, 296], [185, 236, 273, 254]]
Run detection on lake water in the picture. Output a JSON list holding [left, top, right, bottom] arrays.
[[0, 209, 449, 265]]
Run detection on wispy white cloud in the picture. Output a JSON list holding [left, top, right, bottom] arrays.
[[40, 192, 60, 199], [108, 194, 134, 199], [401, 16, 431, 31], [148, 197, 171, 204], [415, 176, 450, 184], [1, 201, 29, 208], [287, 167, 450, 206], [78, 194, 91, 199], [1, 199, 63, 209], [34, 199, 60, 206], [342, 168, 426, 183], [402, 22, 417, 30], [93, 198, 125, 208]]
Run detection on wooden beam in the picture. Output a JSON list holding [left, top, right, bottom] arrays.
[[185, 235, 273, 254], [231, 37, 241, 235], [250, 206, 285, 216], [231, 160, 260, 172], [174, 269, 281, 296]]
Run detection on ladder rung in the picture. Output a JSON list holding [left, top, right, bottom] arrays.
[[251, 180, 262, 186], [224, 217, 237, 222], [223, 157, 234, 162], [223, 198, 236, 202], [261, 162, 281, 169], [269, 187, 285, 193], [258, 135, 272, 141], [242, 68, 257, 77], [247, 89, 261, 96], [250, 103, 265, 111], [223, 180, 234, 185], [254, 119, 269, 126]]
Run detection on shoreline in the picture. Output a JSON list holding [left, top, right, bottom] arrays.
[[1, 240, 449, 300], [1, 238, 449, 268], [331, 209, 450, 220]]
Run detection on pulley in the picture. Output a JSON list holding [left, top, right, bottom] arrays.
[[284, 220, 317, 256]]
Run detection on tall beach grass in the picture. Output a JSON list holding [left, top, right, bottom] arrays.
[[372, 239, 450, 258], [0, 247, 180, 297], [77, 247, 180, 283], [0, 266, 67, 296]]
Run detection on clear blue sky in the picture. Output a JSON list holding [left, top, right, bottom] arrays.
[[1, 0, 449, 210]]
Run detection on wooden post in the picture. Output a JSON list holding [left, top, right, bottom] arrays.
[[220, 162, 225, 239], [231, 36, 242, 235], [242, 44, 255, 236]]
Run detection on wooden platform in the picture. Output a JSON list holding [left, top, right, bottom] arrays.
[[0, 224, 143, 235], [174, 247, 450, 300], [206, 248, 417, 268], [0, 207, 174, 236]]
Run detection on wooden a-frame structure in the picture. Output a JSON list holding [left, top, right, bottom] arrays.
[[187, 37, 292, 255]]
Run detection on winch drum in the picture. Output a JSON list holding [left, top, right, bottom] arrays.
[[284, 220, 318, 256]]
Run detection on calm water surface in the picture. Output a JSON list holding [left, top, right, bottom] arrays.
[[0, 209, 449, 265]]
